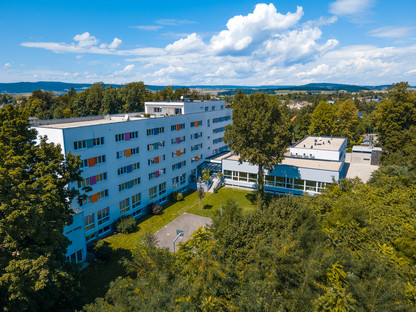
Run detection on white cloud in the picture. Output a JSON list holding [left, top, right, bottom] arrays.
[[131, 25, 163, 31], [109, 38, 122, 49], [3, 62, 11, 69], [155, 19, 196, 26], [329, 0, 375, 16], [304, 15, 338, 27], [73, 32, 98, 48], [368, 26, 413, 38], [115, 64, 135, 75], [165, 33, 206, 53], [209, 3, 303, 55]]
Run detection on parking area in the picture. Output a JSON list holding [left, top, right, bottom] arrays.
[[154, 213, 212, 252]]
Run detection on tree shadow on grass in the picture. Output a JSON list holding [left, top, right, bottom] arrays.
[[81, 246, 133, 304], [203, 204, 213, 210], [245, 192, 258, 204]]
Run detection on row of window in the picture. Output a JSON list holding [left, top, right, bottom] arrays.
[[116, 147, 139, 159], [212, 116, 231, 123], [223, 171, 328, 192], [190, 121, 202, 127], [213, 146, 228, 154], [172, 173, 186, 188], [191, 143, 202, 151], [115, 131, 138, 142], [79, 155, 106, 169], [190, 132, 202, 139], [80, 189, 108, 206], [171, 136, 185, 145], [147, 141, 165, 151], [191, 154, 202, 162], [148, 154, 166, 165], [172, 161, 186, 171], [78, 172, 107, 188], [149, 182, 166, 200], [213, 127, 225, 134], [171, 123, 185, 131], [172, 148, 185, 158], [147, 127, 165, 136], [117, 162, 140, 175], [213, 137, 223, 144], [74, 137, 104, 150], [149, 168, 166, 180], [119, 192, 142, 215], [119, 177, 141, 192]]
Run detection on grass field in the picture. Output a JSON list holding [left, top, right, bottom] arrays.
[[80, 187, 256, 303]]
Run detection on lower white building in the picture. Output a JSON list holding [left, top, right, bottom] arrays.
[[32, 100, 231, 262], [222, 136, 348, 196]]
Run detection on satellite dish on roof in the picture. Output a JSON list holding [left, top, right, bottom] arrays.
[[124, 114, 129, 121]]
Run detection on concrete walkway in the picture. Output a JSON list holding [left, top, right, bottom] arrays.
[[154, 213, 212, 252]]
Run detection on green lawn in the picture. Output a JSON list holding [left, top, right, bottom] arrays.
[[80, 187, 256, 303]]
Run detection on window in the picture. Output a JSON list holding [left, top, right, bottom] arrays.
[[213, 137, 223, 144], [212, 116, 230, 123], [78, 172, 107, 188], [86, 233, 96, 242], [149, 168, 166, 180], [172, 176, 179, 188], [149, 186, 157, 199], [79, 159, 88, 169], [212, 106, 215, 111], [159, 182, 166, 195], [172, 148, 185, 158], [97, 207, 109, 225], [205, 106, 208, 111], [180, 173, 186, 185], [98, 225, 111, 235], [80, 189, 108, 206], [148, 155, 165, 165], [132, 193, 141, 208], [84, 214, 94, 232], [117, 162, 140, 175], [147, 141, 165, 151], [172, 161, 186, 171], [119, 198, 130, 214], [115, 131, 138, 142], [82, 155, 106, 168], [249, 173, 257, 183], [191, 132, 202, 140], [74, 137, 104, 150], [171, 136, 185, 144], [171, 123, 185, 131], [147, 127, 165, 136], [191, 143, 202, 151], [224, 170, 232, 179], [153, 107, 162, 113], [191, 154, 202, 162], [116, 147, 139, 159], [119, 177, 141, 192], [190, 120, 202, 127], [175, 108, 181, 114], [213, 127, 225, 134]]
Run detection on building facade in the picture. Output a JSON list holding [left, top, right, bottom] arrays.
[[33, 100, 231, 262], [222, 136, 348, 196]]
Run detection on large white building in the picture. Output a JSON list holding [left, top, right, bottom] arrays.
[[33, 100, 231, 263], [222, 136, 348, 196]]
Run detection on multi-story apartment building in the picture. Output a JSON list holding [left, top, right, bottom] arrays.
[[33, 100, 231, 263]]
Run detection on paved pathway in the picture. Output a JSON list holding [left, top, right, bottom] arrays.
[[154, 213, 212, 252]]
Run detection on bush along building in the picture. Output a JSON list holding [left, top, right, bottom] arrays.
[[222, 136, 348, 196], [33, 100, 231, 263]]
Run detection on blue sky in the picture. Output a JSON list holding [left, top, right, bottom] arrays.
[[1, 0, 416, 85]]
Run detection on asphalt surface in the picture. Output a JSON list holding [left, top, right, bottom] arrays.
[[154, 213, 212, 252]]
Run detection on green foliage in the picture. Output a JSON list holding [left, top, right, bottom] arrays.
[[335, 99, 359, 142], [223, 92, 291, 195], [309, 101, 336, 136], [176, 192, 184, 201], [202, 169, 210, 181], [115, 217, 137, 234], [0, 104, 83, 311], [375, 82, 416, 153]]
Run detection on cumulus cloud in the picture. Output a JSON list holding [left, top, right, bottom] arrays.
[[165, 33, 206, 53], [368, 26, 413, 38], [3, 62, 11, 69], [209, 3, 303, 55], [115, 64, 135, 75], [73, 32, 98, 48], [329, 0, 375, 16]]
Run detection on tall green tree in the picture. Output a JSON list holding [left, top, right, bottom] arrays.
[[223, 92, 290, 196], [309, 101, 336, 136], [375, 82, 416, 153], [335, 99, 359, 142], [0, 104, 83, 311]]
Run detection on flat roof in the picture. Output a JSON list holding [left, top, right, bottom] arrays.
[[225, 154, 342, 171], [352, 146, 382, 152], [292, 136, 346, 151], [32, 115, 155, 129]]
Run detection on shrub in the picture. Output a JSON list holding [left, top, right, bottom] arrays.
[[115, 217, 136, 234], [152, 203, 163, 215], [169, 191, 177, 202], [176, 192, 183, 201], [94, 240, 112, 262]]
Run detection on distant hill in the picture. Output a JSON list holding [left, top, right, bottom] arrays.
[[0, 81, 405, 95]]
